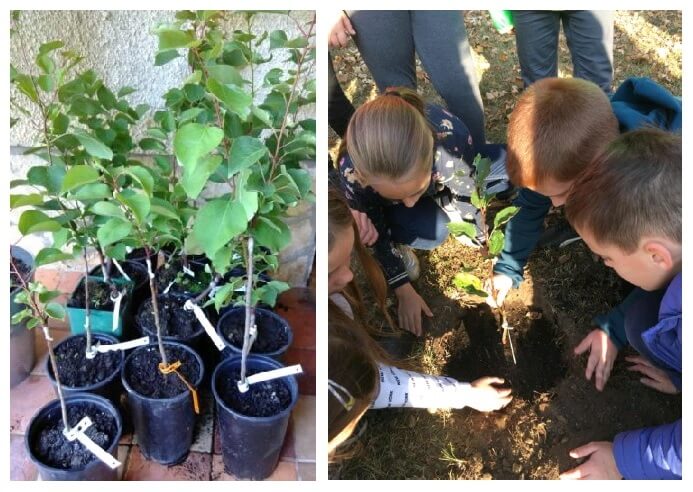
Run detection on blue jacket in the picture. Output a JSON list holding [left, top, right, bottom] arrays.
[[494, 77, 682, 347], [613, 273, 682, 479]]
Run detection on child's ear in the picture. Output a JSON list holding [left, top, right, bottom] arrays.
[[643, 240, 674, 270]]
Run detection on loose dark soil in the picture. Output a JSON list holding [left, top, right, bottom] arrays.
[[10, 257, 30, 292], [156, 258, 212, 296], [219, 310, 289, 354], [136, 296, 203, 340], [217, 367, 292, 417], [51, 336, 121, 388], [32, 401, 117, 470], [67, 278, 117, 311], [124, 345, 201, 399]]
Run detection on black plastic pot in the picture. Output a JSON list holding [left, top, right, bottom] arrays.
[[121, 342, 204, 465], [46, 333, 125, 406], [10, 245, 35, 387], [25, 393, 123, 481], [125, 247, 159, 271], [212, 355, 298, 480], [217, 307, 293, 361]]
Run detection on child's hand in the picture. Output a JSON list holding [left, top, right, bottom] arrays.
[[560, 441, 622, 480], [574, 329, 618, 391], [467, 377, 513, 412], [484, 274, 513, 308], [394, 283, 432, 337], [626, 355, 679, 394], [329, 12, 356, 48], [350, 208, 378, 246]]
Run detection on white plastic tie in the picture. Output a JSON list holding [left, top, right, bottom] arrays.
[[42, 326, 53, 342], [96, 336, 150, 353], [183, 300, 226, 351], [112, 259, 132, 282], [238, 364, 303, 392], [163, 281, 175, 295], [146, 259, 155, 279], [182, 265, 195, 278], [111, 290, 125, 333], [125, 246, 133, 254], [85, 345, 98, 360], [63, 417, 121, 470]]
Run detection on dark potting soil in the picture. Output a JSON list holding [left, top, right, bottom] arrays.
[[136, 296, 201, 339], [53, 336, 121, 388], [156, 258, 212, 295], [10, 257, 30, 292], [67, 279, 116, 311], [218, 367, 291, 417], [125, 345, 201, 399], [33, 401, 117, 470], [220, 311, 288, 353]]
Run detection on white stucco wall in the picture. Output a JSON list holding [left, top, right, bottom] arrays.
[[10, 10, 315, 285]]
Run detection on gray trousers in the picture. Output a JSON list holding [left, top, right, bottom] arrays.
[[513, 10, 614, 93], [347, 10, 486, 147]]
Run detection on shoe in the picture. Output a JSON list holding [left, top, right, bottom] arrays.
[[537, 221, 581, 248], [396, 244, 420, 281]]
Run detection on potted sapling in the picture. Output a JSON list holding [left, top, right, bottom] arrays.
[[447, 154, 520, 363]]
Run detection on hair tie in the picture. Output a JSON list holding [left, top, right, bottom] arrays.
[[328, 379, 355, 411]]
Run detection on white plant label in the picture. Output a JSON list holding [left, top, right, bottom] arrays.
[[146, 259, 155, 279], [183, 300, 226, 351], [245, 364, 303, 386], [111, 290, 124, 333], [112, 259, 132, 282], [97, 336, 150, 353], [183, 265, 195, 277], [63, 417, 121, 470], [163, 281, 175, 295]]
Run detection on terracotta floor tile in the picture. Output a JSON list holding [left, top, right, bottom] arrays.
[[57, 271, 83, 295], [213, 424, 221, 455], [117, 445, 130, 481], [284, 347, 315, 395], [292, 396, 315, 461], [189, 392, 214, 453], [280, 420, 295, 460], [124, 446, 211, 481], [10, 433, 37, 481], [275, 288, 315, 350], [10, 375, 57, 434], [297, 462, 315, 481], [211, 455, 297, 481], [35, 268, 61, 291]]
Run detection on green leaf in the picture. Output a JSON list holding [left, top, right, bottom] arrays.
[[92, 200, 125, 219], [191, 199, 248, 258], [488, 229, 505, 257], [61, 165, 101, 193], [10, 194, 44, 208], [471, 189, 483, 209], [38, 289, 62, 304], [251, 106, 273, 128], [178, 107, 205, 124], [493, 206, 520, 229], [14, 73, 39, 102], [174, 123, 224, 168], [154, 155, 172, 173], [207, 65, 244, 86], [69, 96, 101, 117], [18, 210, 61, 235], [150, 197, 181, 222], [146, 128, 168, 140], [206, 79, 252, 119], [253, 280, 290, 307], [37, 74, 55, 92], [213, 282, 236, 312], [183, 83, 205, 102], [116, 189, 150, 224], [252, 216, 291, 252], [157, 28, 195, 50], [117, 86, 137, 97], [227, 136, 267, 177], [11, 309, 32, 325], [45, 302, 66, 320], [124, 166, 154, 195], [71, 183, 111, 201], [52, 228, 70, 249], [155, 49, 180, 66], [96, 85, 117, 109], [74, 131, 113, 160], [97, 218, 132, 247], [263, 68, 283, 85], [453, 272, 487, 297], [447, 221, 477, 240], [236, 169, 258, 221], [269, 30, 288, 50], [38, 40, 65, 55], [287, 168, 312, 198], [473, 154, 491, 187], [135, 104, 149, 118], [181, 154, 223, 199], [35, 248, 74, 267], [139, 138, 166, 152]]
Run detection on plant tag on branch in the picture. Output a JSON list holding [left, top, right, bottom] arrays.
[[183, 300, 226, 351], [183, 265, 195, 277], [112, 258, 132, 282], [63, 417, 121, 470], [163, 281, 175, 295], [111, 290, 125, 332], [97, 336, 150, 353]]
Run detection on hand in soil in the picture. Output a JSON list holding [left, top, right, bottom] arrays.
[[483, 274, 513, 309], [350, 208, 378, 246], [560, 441, 622, 480], [395, 283, 432, 337], [574, 328, 618, 391], [626, 355, 679, 394], [467, 377, 513, 412]]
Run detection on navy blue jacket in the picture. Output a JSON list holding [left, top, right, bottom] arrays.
[[494, 77, 682, 347]]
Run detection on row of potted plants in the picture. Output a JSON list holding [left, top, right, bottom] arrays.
[[10, 9, 315, 480]]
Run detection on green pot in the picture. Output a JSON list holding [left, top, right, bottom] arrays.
[[67, 275, 133, 338]]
